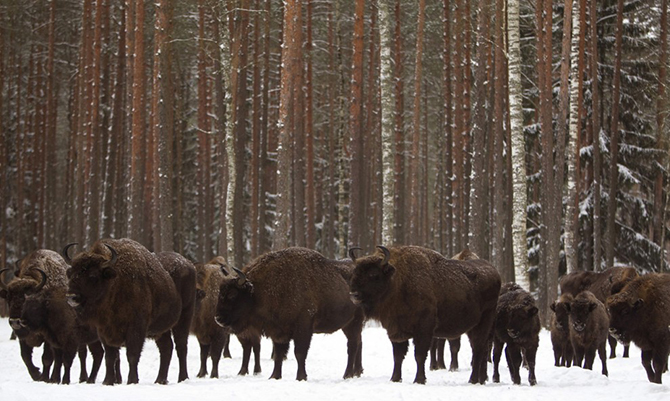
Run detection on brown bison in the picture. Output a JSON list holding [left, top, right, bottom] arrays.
[[215, 247, 365, 381], [568, 291, 609, 376], [349, 245, 500, 384], [492, 283, 541, 386], [65, 239, 195, 385], [19, 271, 104, 384], [607, 273, 670, 383], [0, 250, 68, 382], [560, 266, 638, 358], [550, 293, 574, 367], [191, 258, 237, 378]]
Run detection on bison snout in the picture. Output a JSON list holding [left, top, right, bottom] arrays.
[[214, 315, 227, 328], [507, 329, 519, 339], [66, 293, 81, 308], [349, 292, 362, 305], [572, 322, 586, 332], [8, 318, 22, 330]]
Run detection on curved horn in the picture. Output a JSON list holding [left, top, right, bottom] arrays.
[[376, 246, 391, 266], [0, 268, 11, 290], [348, 247, 363, 263], [33, 268, 48, 292], [14, 258, 23, 271], [218, 262, 231, 277], [103, 244, 119, 267], [61, 243, 78, 265], [232, 267, 247, 286]]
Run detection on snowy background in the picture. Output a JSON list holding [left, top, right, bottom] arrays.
[[0, 317, 668, 401]]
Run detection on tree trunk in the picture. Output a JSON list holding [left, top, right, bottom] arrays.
[[380, 0, 394, 245], [590, 0, 603, 271], [213, 3, 229, 261], [305, 0, 316, 250], [392, 0, 405, 245]]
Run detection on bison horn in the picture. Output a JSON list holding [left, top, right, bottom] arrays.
[[376, 246, 391, 265], [61, 243, 78, 265], [348, 247, 363, 263], [232, 267, 247, 286], [0, 268, 11, 290], [15, 258, 23, 271], [33, 268, 48, 292], [103, 244, 119, 267], [219, 264, 231, 277]]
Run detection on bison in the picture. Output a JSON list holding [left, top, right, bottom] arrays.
[[191, 258, 239, 378], [492, 283, 541, 386], [550, 293, 574, 367], [568, 291, 609, 376], [0, 250, 68, 382], [65, 239, 195, 385], [349, 245, 500, 384], [19, 271, 104, 384], [215, 247, 365, 381], [560, 266, 638, 358], [607, 273, 670, 384]]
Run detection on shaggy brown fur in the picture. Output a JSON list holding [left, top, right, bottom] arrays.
[[492, 283, 541, 386], [568, 291, 609, 376], [607, 273, 670, 383], [0, 250, 68, 382], [66, 238, 188, 385], [560, 267, 638, 358], [215, 247, 365, 381], [550, 293, 574, 367], [350, 245, 500, 385]]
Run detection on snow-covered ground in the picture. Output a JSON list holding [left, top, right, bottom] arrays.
[[0, 317, 668, 401]]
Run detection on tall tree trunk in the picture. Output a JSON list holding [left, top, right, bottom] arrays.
[[380, 0, 394, 245], [305, 0, 316, 250], [44, 0, 58, 249], [110, 4, 127, 240], [443, 0, 453, 256], [293, 2, 306, 248], [508, 0, 529, 288], [453, 0, 464, 253], [654, 0, 669, 272], [250, 0, 262, 257], [605, 0, 625, 269], [324, 1, 337, 257], [349, 0, 366, 249], [392, 0, 405, 245], [409, 0, 425, 243], [493, 0, 507, 280], [214, 3, 229, 261], [590, 0, 603, 271]]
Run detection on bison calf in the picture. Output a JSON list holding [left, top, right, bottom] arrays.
[[492, 283, 540, 386], [607, 273, 670, 383], [568, 291, 609, 376], [215, 247, 364, 381], [550, 293, 574, 367]]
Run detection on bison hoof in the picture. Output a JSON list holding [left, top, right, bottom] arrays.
[[155, 378, 168, 385], [414, 377, 426, 385]]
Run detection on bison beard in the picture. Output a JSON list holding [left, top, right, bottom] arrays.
[[65, 239, 195, 385], [349, 246, 500, 385], [215, 247, 365, 381]]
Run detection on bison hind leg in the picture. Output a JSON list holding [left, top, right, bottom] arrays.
[[270, 342, 289, 380], [154, 331, 174, 384]]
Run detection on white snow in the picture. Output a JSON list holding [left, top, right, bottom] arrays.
[[0, 318, 668, 401]]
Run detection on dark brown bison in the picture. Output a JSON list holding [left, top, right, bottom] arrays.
[[191, 258, 236, 378], [19, 272, 104, 384], [607, 273, 670, 383], [492, 283, 540, 386], [560, 266, 638, 358], [215, 247, 365, 381], [550, 293, 574, 367], [0, 250, 68, 382], [349, 245, 500, 384], [65, 239, 195, 385], [567, 290, 609, 376]]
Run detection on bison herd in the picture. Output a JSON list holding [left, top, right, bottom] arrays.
[[1, 238, 669, 386]]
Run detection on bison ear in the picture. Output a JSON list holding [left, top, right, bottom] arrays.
[[102, 267, 117, 280], [528, 306, 538, 317], [550, 301, 556, 312], [382, 263, 395, 277], [589, 302, 598, 312], [633, 298, 644, 310], [196, 289, 206, 300]]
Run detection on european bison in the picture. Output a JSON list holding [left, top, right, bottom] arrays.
[[19, 271, 104, 384], [550, 293, 574, 367], [349, 245, 500, 384], [607, 273, 670, 383], [191, 258, 237, 378], [568, 291, 608, 376], [65, 238, 195, 385], [492, 283, 541, 386], [215, 247, 365, 381], [0, 250, 67, 382], [560, 266, 638, 358]]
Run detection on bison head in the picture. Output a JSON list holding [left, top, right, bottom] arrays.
[[65, 243, 118, 318], [606, 291, 643, 344], [500, 298, 538, 340], [567, 296, 599, 333], [18, 292, 50, 334], [550, 295, 572, 331], [0, 268, 47, 336], [349, 246, 395, 312], [215, 267, 254, 333]]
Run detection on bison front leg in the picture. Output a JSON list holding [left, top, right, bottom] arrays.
[[19, 339, 42, 381], [154, 331, 174, 384], [598, 342, 608, 376], [652, 348, 669, 384], [125, 334, 146, 385], [102, 345, 120, 385], [87, 341, 104, 383], [209, 335, 226, 378], [608, 335, 618, 359], [448, 338, 460, 371], [223, 333, 232, 359], [293, 331, 314, 381], [237, 336, 254, 376], [413, 335, 432, 384], [341, 313, 364, 379], [270, 341, 289, 380], [77, 344, 89, 383], [505, 343, 522, 385], [491, 338, 504, 383], [390, 340, 409, 382], [641, 349, 657, 383], [61, 346, 78, 385], [197, 341, 210, 378], [49, 348, 63, 383], [39, 342, 55, 382], [525, 346, 538, 386]]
